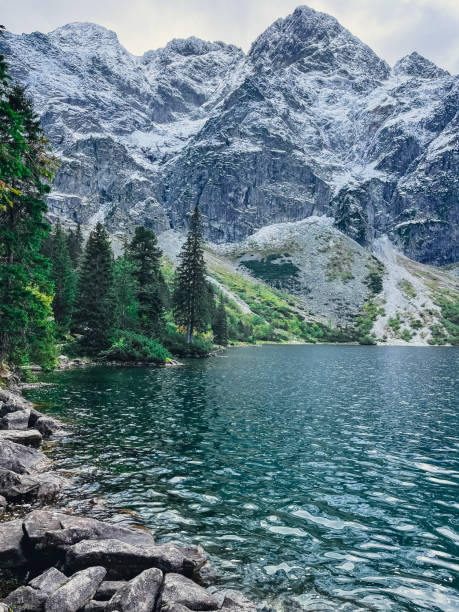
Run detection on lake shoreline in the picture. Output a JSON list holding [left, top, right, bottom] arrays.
[[0, 383, 256, 612]]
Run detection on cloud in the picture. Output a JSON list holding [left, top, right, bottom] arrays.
[[3, 0, 458, 72]]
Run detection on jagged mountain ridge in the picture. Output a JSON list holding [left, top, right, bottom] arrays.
[[1, 6, 457, 264]]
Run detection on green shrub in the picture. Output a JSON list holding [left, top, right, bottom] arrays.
[[163, 329, 213, 357], [99, 331, 171, 363], [359, 335, 377, 345], [400, 328, 412, 342]]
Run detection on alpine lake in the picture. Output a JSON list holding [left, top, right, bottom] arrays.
[[26, 346, 459, 611]]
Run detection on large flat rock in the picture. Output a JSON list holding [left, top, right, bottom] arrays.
[[65, 539, 207, 579], [0, 428, 42, 447]]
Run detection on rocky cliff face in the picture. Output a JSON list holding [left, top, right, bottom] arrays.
[[1, 6, 457, 264]]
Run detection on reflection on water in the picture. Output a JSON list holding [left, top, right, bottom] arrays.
[[28, 346, 459, 611]]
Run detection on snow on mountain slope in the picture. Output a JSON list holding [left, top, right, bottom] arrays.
[[1, 6, 457, 265]]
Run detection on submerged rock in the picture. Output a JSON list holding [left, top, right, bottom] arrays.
[[105, 567, 163, 612]]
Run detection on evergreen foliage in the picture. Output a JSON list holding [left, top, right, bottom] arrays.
[[172, 207, 213, 343], [213, 299, 229, 345], [127, 226, 166, 338], [67, 222, 83, 268], [49, 221, 76, 331], [73, 223, 114, 354], [99, 330, 171, 363], [0, 45, 57, 367], [113, 256, 139, 332]]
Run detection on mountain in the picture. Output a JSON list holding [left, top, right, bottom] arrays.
[[1, 6, 457, 266]]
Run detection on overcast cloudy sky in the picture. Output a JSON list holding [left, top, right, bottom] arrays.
[[3, 0, 459, 72]]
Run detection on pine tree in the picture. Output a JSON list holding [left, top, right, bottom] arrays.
[[126, 226, 166, 338], [50, 221, 75, 332], [0, 50, 57, 367], [172, 207, 213, 343], [213, 299, 229, 346], [74, 223, 114, 354], [67, 222, 83, 268], [113, 256, 139, 332]]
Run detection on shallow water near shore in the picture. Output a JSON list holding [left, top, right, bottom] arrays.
[[27, 346, 459, 611]]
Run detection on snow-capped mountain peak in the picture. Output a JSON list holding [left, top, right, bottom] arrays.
[[1, 6, 456, 264]]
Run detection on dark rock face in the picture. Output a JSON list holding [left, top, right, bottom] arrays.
[[1, 8, 456, 264]]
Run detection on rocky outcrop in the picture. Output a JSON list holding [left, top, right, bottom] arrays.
[[1, 6, 456, 264], [0, 388, 256, 612], [0, 510, 253, 612]]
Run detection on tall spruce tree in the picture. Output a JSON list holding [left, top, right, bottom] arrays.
[[127, 226, 166, 338], [67, 222, 83, 268], [74, 223, 114, 354], [172, 207, 213, 343], [49, 221, 75, 332], [213, 299, 229, 346], [113, 256, 139, 332], [0, 48, 57, 367]]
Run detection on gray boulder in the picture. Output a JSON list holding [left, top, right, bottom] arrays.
[[3, 585, 47, 611], [44, 566, 107, 612], [0, 518, 27, 567], [28, 566, 69, 594], [0, 494, 6, 510], [105, 568, 163, 612], [161, 605, 194, 612], [95, 580, 127, 600], [0, 467, 65, 504], [160, 574, 219, 611], [0, 439, 51, 474], [0, 428, 42, 447], [65, 539, 206, 578], [0, 389, 32, 411], [25, 511, 154, 561], [35, 415, 64, 437], [0, 408, 31, 430], [0, 603, 9, 611]]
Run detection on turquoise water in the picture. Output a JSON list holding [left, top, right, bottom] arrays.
[[27, 346, 459, 611]]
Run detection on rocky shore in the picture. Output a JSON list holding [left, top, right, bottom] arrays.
[[0, 386, 255, 612]]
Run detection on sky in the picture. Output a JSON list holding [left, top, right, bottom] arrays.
[[2, 0, 458, 72]]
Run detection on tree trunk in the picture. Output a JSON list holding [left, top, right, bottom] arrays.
[[186, 322, 193, 344]]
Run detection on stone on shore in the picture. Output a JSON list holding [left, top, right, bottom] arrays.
[[3, 585, 48, 611], [160, 574, 219, 611], [35, 415, 65, 436], [0, 428, 42, 447], [0, 467, 65, 504], [219, 590, 257, 612], [44, 566, 107, 612], [0, 408, 31, 430], [0, 439, 51, 474], [0, 494, 6, 510], [81, 601, 108, 611], [0, 518, 27, 567], [0, 389, 32, 411], [65, 539, 207, 578], [105, 567, 163, 612], [94, 580, 127, 600], [22, 510, 155, 563], [28, 566, 69, 594]]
